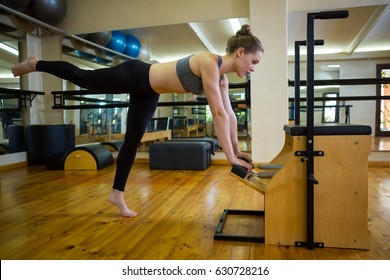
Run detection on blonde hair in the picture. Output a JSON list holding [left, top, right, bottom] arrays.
[[226, 24, 264, 54]]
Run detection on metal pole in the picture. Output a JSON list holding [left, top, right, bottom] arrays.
[[294, 41, 302, 125], [306, 13, 316, 250], [305, 9, 349, 250]]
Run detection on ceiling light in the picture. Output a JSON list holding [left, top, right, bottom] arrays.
[[0, 43, 19, 56], [229, 18, 241, 34], [327, 65, 340, 68]]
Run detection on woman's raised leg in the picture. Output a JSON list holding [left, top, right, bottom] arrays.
[[11, 56, 39, 77]]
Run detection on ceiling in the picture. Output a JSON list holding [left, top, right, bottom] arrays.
[[0, 3, 389, 88]]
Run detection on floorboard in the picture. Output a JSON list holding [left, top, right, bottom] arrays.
[[0, 164, 389, 260]]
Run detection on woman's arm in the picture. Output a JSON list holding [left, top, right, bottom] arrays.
[[219, 74, 253, 164], [200, 56, 253, 170]]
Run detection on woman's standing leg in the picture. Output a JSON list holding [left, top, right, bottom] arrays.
[[108, 93, 160, 217]]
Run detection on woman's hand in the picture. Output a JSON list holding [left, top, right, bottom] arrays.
[[236, 152, 253, 165], [230, 156, 253, 171]]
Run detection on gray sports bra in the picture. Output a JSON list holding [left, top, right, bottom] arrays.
[[176, 55, 223, 94]]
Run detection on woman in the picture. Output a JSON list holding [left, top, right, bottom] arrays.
[[12, 24, 264, 217]]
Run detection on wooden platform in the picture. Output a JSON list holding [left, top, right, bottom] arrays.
[[264, 133, 371, 249], [0, 164, 389, 260]]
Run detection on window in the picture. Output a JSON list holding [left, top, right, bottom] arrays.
[[375, 64, 390, 136], [322, 92, 339, 123]]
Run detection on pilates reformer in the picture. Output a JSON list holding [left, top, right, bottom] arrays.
[[215, 10, 376, 250]]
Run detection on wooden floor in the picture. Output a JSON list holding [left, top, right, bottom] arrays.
[[0, 162, 389, 260], [372, 136, 390, 151]]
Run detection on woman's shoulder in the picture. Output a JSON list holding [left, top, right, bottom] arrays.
[[192, 52, 219, 61], [191, 52, 222, 70]]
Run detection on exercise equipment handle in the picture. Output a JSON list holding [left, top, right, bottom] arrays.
[[231, 164, 248, 179], [316, 10, 349, 20], [314, 39, 325, 46], [296, 39, 325, 46], [308, 174, 319, 185]]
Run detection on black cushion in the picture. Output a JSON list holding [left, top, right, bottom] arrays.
[[284, 124, 372, 136]]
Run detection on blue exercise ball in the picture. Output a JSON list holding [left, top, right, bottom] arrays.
[[0, 0, 31, 12], [94, 56, 111, 65], [75, 50, 96, 61], [124, 35, 141, 58], [31, 0, 67, 26], [105, 31, 126, 54]]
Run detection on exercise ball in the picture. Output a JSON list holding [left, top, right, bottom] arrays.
[[0, 0, 31, 12], [87, 31, 112, 47], [30, 0, 67, 26], [9, 14, 35, 33], [75, 50, 96, 60], [94, 56, 111, 65], [105, 31, 126, 54], [69, 39, 88, 51], [124, 34, 141, 58]]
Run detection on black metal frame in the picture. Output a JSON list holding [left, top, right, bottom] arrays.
[[302, 10, 349, 250], [289, 77, 390, 87], [0, 88, 44, 111], [294, 39, 324, 125], [213, 209, 265, 243], [51, 82, 251, 110]]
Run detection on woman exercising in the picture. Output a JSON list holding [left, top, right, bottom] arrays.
[[12, 24, 264, 218]]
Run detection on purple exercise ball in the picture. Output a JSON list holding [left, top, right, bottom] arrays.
[[30, 0, 67, 26], [87, 32, 112, 47]]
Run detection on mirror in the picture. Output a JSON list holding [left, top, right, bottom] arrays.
[[0, 32, 22, 155], [0, 17, 253, 159]]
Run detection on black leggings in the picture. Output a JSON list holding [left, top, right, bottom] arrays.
[[37, 59, 160, 191]]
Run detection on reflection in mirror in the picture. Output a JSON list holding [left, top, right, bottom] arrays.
[[0, 35, 21, 154], [0, 17, 254, 157], [61, 20, 252, 152]]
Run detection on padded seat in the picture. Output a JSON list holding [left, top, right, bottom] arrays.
[[149, 141, 212, 170], [284, 124, 372, 136]]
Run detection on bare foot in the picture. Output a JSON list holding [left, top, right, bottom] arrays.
[[11, 55, 39, 77], [108, 189, 138, 218]]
